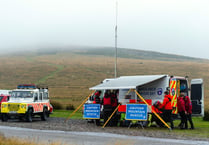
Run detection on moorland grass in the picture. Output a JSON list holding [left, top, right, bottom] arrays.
[[0, 52, 208, 112]]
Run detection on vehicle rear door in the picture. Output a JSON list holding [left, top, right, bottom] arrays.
[[169, 78, 178, 114], [191, 79, 204, 116]]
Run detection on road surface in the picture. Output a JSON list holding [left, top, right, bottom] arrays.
[[0, 126, 208, 145]]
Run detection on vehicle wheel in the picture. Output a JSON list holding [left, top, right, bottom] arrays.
[[25, 109, 33, 122], [2, 114, 8, 122], [41, 108, 48, 121]]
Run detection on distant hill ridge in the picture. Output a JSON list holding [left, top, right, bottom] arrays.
[[73, 47, 205, 62], [10, 46, 206, 62]]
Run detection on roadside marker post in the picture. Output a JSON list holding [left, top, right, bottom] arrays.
[[65, 90, 95, 122]]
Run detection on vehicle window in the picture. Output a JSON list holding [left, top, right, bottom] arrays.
[[0, 96, 3, 102], [34, 93, 38, 101], [39, 93, 43, 100], [43, 92, 49, 100], [180, 80, 188, 96], [7, 96, 10, 101], [11, 91, 33, 98]]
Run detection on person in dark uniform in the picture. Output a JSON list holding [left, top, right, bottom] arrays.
[[159, 91, 174, 129]]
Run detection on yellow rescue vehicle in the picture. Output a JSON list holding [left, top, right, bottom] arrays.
[[1, 84, 52, 122]]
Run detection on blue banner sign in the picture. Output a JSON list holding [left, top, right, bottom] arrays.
[[126, 104, 148, 120], [83, 104, 100, 119]]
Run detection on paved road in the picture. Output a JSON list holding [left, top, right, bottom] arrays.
[[0, 126, 208, 145]]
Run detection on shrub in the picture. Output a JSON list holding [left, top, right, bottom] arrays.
[[203, 110, 209, 121], [66, 104, 75, 110], [50, 100, 63, 110]]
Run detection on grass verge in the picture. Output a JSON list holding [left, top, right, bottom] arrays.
[[171, 117, 209, 138], [51, 110, 209, 139], [50, 109, 82, 119]]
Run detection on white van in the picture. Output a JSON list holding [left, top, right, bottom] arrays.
[[90, 75, 204, 116]]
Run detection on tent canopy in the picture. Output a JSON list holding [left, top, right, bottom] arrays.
[[90, 75, 167, 90]]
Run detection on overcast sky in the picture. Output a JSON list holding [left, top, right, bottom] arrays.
[[0, 0, 209, 58]]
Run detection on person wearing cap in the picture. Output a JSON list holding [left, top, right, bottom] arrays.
[[159, 91, 174, 129]]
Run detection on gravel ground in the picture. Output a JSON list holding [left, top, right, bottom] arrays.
[[0, 117, 208, 141]]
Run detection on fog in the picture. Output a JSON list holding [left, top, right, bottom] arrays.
[[0, 0, 209, 58]]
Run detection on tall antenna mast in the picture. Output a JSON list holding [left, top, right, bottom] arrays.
[[114, 1, 118, 78]]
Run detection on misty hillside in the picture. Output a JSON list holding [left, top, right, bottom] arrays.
[[73, 47, 206, 62], [9, 46, 206, 62]]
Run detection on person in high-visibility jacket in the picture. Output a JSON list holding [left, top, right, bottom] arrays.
[[159, 91, 174, 129]]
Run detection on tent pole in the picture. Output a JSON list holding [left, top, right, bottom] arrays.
[[134, 90, 171, 130], [65, 90, 95, 122]]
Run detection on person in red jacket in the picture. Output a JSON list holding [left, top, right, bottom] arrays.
[[102, 90, 112, 125], [151, 101, 164, 127], [184, 95, 194, 129], [93, 91, 102, 126], [110, 90, 119, 126], [93, 91, 101, 104], [177, 93, 187, 129], [159, 91, 174, 129]]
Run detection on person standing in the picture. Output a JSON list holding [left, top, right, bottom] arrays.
[[159, 91, 174, 129], [111, 90, 119, 126], [93, 91, 101, 104], [177, 93, 187, 129], [93, 91, 101, 126], [102, 90, 112, 126], [184, 94, 194, 129]]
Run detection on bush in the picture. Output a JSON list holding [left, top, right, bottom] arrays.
[[66, 104, 75, 110], [203, 111, 209, 121], [50, 100, 63, 110]]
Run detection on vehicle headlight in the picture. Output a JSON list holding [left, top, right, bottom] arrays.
[[2, 104, 7, 108]]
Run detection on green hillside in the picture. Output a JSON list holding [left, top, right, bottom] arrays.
[[0, 47, 208, 110]]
